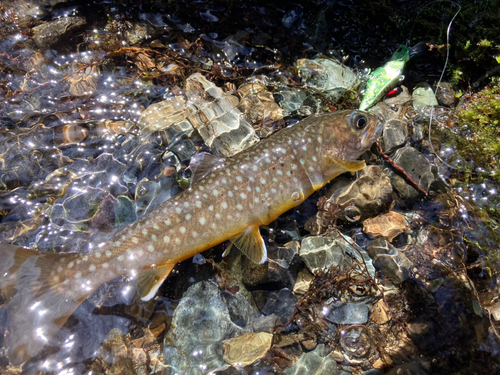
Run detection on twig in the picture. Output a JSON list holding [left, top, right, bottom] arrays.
[[375, 141, 429, 197]]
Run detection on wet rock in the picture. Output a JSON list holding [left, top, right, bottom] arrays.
[[363, 211, 408, 241], [389, 146, 437, 199], [297, 57, 358, 101], [261, 288, 298, 325], [300, 230, 375, 277], [237, 80, 284, 138], [163, 281, 256, 374], [383, 119, 408, 154], [340, 325, 373, 361], [185, 73, 259, 156], [318, 165, 393, 226], [435, 82, 457, 107], [284, 344, 339, 375], [324, 302, 369, 325], [222, 332, 273, 367], [276, 88, 307, 115], [383, 85, 412, 106], [168, 134, 197, 162], [412, 83, 438, 114], [67, 66, 99, 96], [32, 16, 87, 49], [293, 268, 313, 297], [241, 244, 300, 291], [371, 300, 390, 324], [367, 238, 412, 284]]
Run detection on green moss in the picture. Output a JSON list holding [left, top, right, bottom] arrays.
[[455, 78, 500, 183]]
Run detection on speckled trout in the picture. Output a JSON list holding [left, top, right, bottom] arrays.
[[0, 110, 382, 365]]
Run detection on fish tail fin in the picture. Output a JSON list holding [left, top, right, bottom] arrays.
[[0, 244, 83, 366]]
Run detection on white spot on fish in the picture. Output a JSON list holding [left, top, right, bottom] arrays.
[[300, 159, 305, 165], [153, 224, 160, 230], [312, 156, 317, 162], [240, 193, 247, 199], [247, 186, 252, 192], [175, 238, 181, 244], [252, 165, 258, 171], [236, 176, 243, 182], [199, 217, 206, 225], [75, 271, 82, 279], [208, 205, 214, 211], [106, 250, 112, 257], [132, 237, 139, 244], [57, 266, 63, 272], [102, 263, 109, 269], [216, 213, 221, 220], [164, 219, 171, 226], [184, 202, 190, 208], [175, 207, 182, 214], [118, 255, 124, 261], [89, 264, 96, 272], [277, 170, 283, 175], [196, 201, 202, 208], [228, 191, 233, 197], [148, 244, 154, 252], [273, 177, 278, 182], [152, 234, 157, 241], [192, 231, 198, 237], [237, 204, 243, 210], [180, 227, 186, 234], [222, 202, 228, 209], [164, 235, 171, 244], [260, 178, 266, 184], [95, 252, 101, 258], [203, 193, 208, 199], [185, 214, 192, 220]]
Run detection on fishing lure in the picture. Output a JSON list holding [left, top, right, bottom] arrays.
[[359, 44, 410, 111]]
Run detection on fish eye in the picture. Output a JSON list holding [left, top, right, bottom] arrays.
[[351, 113, 368, 130]]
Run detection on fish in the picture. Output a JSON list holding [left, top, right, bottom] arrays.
[[359, 42, 427, 111], [0, 109, 382, 366]]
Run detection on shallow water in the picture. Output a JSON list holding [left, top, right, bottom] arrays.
[[1, 0, 500, 374]]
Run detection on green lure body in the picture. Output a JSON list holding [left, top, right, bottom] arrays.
[[359, 45, 410, 111]]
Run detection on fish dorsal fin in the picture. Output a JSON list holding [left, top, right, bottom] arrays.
[[189, 152, 226, 185], [328, 155, 366, 173], [136, 263, 175, 301], [227, 226, 268, 264]]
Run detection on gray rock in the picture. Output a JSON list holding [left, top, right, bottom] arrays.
[[412, 83, 438, 114], [367, 238, 412, 284], [261, 288, 298, 325], [284, 344, 339, 375], [32, 16, 87, 49], [324, 302, 369, 325], [163, 281, 255, 374], [383, 119, 408, 154], [300, 230, 375, 277], [389, 146, 437, 199]]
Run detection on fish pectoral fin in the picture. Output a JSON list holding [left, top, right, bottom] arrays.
[[189, 152, 226, 185], [229, 226, 268, 264], [136, 263, 176, 301], [328, 155, 366, 173]]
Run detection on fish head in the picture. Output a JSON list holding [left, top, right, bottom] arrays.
[[320, 109, 383, 162]]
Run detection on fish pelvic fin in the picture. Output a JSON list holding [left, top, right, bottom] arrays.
[[136, 263, 176, 301], [228, 226, 268, 264], [0, 244, 83, 366]]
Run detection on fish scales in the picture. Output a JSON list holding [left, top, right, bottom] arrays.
[[0, 109, 382, 365]]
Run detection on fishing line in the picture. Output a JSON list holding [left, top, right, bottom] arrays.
[[410, 0, 461, 169]]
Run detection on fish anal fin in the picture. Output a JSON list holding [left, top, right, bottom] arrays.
[[189, 152, 226, 185], [0, 244, 85, 366], [229, 226, 268, 264], [136, 263, 175, 301]]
